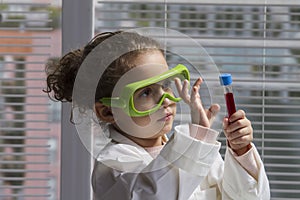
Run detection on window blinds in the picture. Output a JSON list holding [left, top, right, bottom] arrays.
[[95, 1, 300, 199], [0, 1, 60, 199]]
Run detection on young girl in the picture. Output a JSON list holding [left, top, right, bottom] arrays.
[[45, 31, 270, 200]]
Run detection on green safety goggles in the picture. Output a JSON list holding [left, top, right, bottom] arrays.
[[100, 64, 190, 117]]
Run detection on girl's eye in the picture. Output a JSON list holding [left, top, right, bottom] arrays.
[[139, 87, 152, 97]]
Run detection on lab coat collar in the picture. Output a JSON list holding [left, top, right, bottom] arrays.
[[108, 125, 144, 148], [108, 125, 168, 147]]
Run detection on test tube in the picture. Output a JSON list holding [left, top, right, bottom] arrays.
[[219, 74, 236, 117]]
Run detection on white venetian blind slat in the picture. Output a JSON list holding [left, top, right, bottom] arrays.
[[95, 0, 300, 199]]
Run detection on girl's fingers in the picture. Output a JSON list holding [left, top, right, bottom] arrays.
[[175, 78, 190, 103], [226, 118, 251, 133], [225, 126, 252, 152], [176, 77, 220, 128], [182, 79, 190, 101], [190, 78, 202, 104], [223, 118, 253, 152], [226, 126, 253, 141], [174, 78, 182, 92], [223, 110, 253, 154], [223, 117, 229, 130], [175, 77, 204, 106], [207, 104, 220, 125], [229, 135, 252, 149], [207, 104, 220, 118], [229, 110, 246, 123], [192, 77, 203, 88], [190, 78, 206, 115]]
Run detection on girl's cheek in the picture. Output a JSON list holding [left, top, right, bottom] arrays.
[[132, 116, 151, 127]]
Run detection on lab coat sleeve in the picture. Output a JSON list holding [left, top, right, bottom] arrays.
[[92, 125, 221, 200], [221, 145, 271, 200]]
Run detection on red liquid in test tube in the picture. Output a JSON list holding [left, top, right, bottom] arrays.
[[219, 74, 236, 117]]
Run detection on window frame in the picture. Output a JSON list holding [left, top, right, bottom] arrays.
[[60, 0, 94, 199]]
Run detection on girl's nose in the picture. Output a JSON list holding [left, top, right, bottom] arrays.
[[162, 96, 172, 108], [156, 85, 175, 107]]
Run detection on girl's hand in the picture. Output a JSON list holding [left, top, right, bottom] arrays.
[[223, 110, 253, 155], [175, 77, 220, 128]]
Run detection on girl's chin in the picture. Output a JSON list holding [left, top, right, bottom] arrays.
[[139, 122, 173, 140], [159, 121, 173, 134], [117, 117, 174, 139]]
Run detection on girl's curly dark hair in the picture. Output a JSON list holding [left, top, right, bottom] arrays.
[[44, 31, 163, 120]]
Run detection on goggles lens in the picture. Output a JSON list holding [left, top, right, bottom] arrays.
[[132, 75, 184, 112]]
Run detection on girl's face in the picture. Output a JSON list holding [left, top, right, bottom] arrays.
[[112, 51, 177, 144]]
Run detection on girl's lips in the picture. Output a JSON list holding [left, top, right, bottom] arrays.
[[158, 113, 173, 121]]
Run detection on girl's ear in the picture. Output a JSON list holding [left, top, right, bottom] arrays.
[[94, 102, 115, 123]]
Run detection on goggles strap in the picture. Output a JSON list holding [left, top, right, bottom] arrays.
[[100, 97, 126, 108]]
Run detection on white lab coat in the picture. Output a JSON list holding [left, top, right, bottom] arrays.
[[92, 124, 270, 200]]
